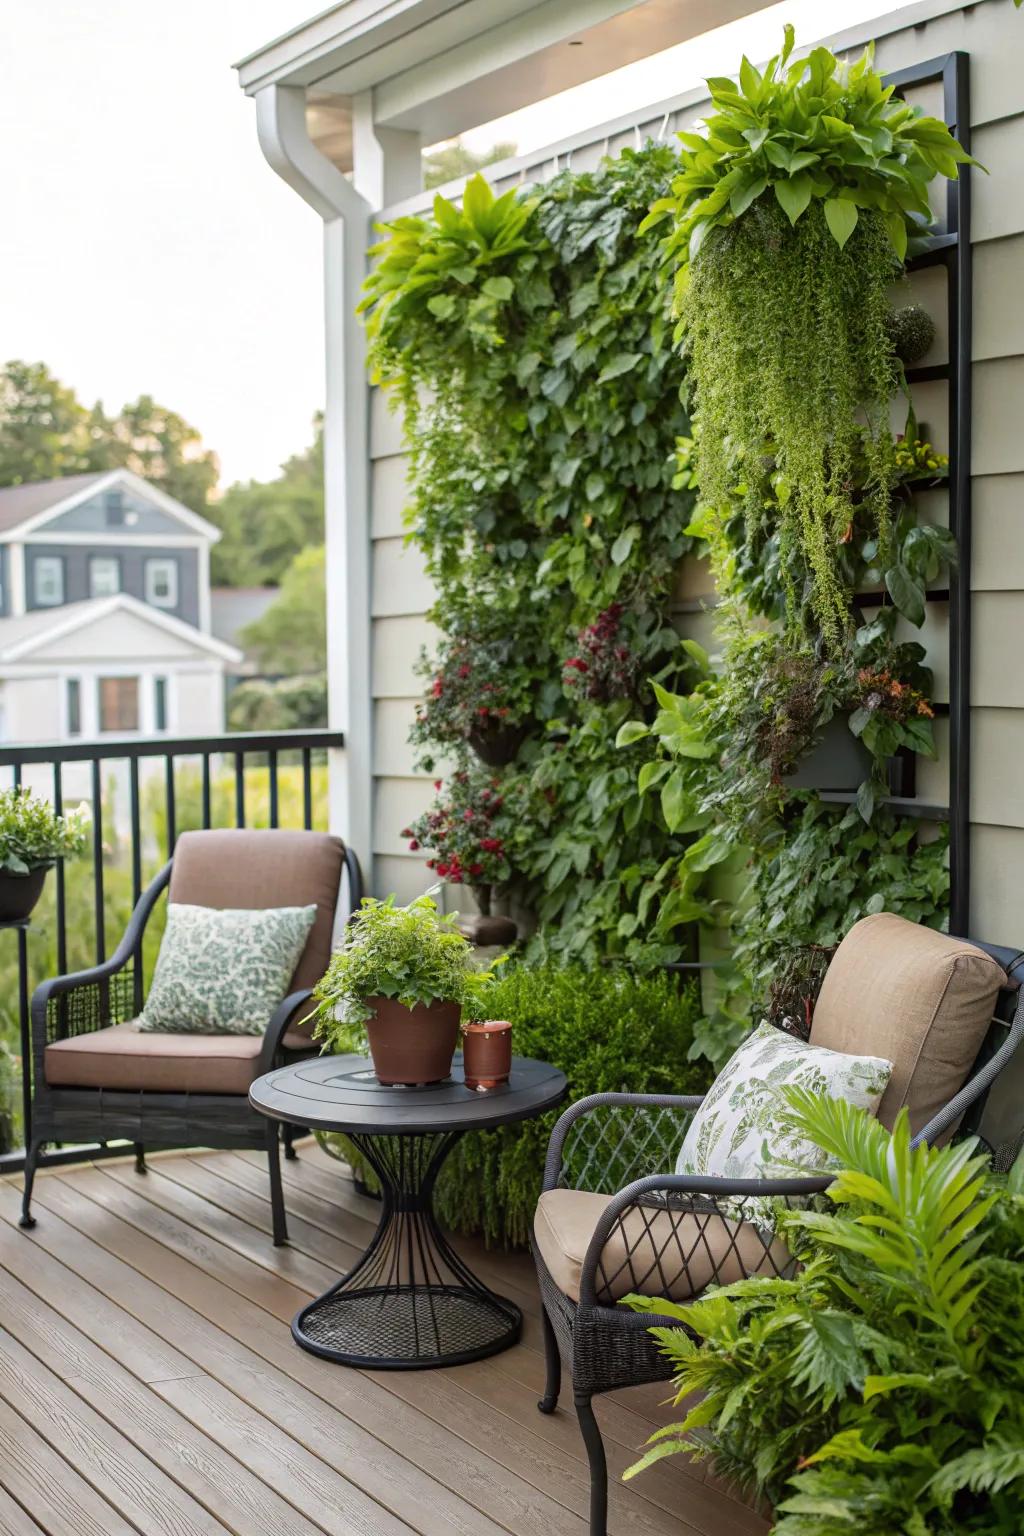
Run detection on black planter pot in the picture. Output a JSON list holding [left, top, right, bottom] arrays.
[[784, 718, 871, 793], [467, 720, 529, 767], [0, 866, 49, 922]]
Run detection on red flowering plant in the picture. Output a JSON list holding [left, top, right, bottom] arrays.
[[401, 767, 521, 915], [562, 603, 641, 704], [409, 633, 535, 771]]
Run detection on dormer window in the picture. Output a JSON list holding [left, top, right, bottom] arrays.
[[105, 489, 125, 526]]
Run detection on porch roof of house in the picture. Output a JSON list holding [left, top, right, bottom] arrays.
[[233, 0, 774, 162]]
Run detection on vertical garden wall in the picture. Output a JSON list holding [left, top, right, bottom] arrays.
[[360, 23, 978, 1064]]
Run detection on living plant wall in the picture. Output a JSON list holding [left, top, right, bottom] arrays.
[[617, 29, 970, 1056], [362, 28, 971, 1063], [364, 146, 703, 966]]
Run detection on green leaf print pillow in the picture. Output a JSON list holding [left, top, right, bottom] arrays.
[[676, 1021, 892, 1191], [137, 902, 317, 1036]]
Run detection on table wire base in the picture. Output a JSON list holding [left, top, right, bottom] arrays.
[[292, 1130, 522, 1368]]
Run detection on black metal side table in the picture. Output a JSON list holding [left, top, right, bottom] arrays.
[[249, 1052, 567, 1369]]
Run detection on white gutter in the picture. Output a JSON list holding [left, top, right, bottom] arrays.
[[253, 82, 375, 883]]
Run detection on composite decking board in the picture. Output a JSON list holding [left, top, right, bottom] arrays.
[[0, 1157, 767, 1536], [0, 1268, 408, 1536], [46, 1172, 698, 1536], [8, 1179, 587, 1536], [0, 1323, 243, 1536], [0, 1394, 141, 1536], [0, 1487, 48, 1536], [0, 1186, 505, 1536]]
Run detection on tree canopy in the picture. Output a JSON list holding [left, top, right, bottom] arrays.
[[208, 419, 324, 586], [0, 360, 219, 513], [422, 139, 517, 189]]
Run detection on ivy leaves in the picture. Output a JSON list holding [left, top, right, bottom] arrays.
[[645, 23, 975, 272]]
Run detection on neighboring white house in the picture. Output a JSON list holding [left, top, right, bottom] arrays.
[[0, 469, 240, 742]]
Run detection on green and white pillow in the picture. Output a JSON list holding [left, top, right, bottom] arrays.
[[137, 902, 317, 1036], [676, 1021, 892, 1211]]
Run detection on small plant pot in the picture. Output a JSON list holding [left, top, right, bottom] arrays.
[[784, 718, 871, 793], [467, 720, 529, 767], [461, 1020, 513, 1091], [364, 997, 461, 1087], [0, 866, 48, 922]]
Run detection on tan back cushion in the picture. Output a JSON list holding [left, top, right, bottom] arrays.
[[168, 829, 344, 993], [810, 913, 1005, 1136]]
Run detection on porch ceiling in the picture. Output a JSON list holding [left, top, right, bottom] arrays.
[[236, 0, 774, 161]]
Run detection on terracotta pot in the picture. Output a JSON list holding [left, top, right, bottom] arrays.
[[467, 720, 529, 767], [0, 866, 48, 922], [364, 996, 461, 1086], [462, 1019, 513, 1091]]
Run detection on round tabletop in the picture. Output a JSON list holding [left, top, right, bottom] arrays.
[[250, 1052, 568, 1136]]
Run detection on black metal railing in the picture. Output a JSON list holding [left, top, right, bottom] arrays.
[[0, 727, 347, 1172]]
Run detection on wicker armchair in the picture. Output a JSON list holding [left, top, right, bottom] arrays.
[[532, 918, 1024, 1536], [20, 828, 362, 1245]]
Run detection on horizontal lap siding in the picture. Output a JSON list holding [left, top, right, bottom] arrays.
[[366, 0, 1024, 938]]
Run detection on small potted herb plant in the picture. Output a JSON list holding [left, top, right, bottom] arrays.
[[312, 894, 501, 1085], [0, 788, 89, 921]]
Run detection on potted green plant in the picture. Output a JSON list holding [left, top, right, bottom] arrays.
[[0, 788, 89, 921], [312, 894, 502, 1085]]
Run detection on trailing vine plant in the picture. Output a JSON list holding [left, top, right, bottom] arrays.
[[643, 24, 973, 643], [362, 148, 701, 961]]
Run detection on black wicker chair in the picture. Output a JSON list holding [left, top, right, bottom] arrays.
[[533, 924, 1024, 1536], [20, 828, 362, 1245]]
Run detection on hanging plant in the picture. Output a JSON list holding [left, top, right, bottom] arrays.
[[645, 25, 973, 643]]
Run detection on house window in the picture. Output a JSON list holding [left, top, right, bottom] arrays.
[[33, 556, 64, 607], [105, 489, 125, 526], [145, 558, 178, 609], [98, 677, 139, 733], [89, 555, 121, 598], [154, 676, 168, 731], [66, 679, 81, 737]]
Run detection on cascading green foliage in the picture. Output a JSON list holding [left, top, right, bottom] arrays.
[[644, 24, 972, 643], [623, 1091, 1024, 1533], [361, 148, 702, 961]]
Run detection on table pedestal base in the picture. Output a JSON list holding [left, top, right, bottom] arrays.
[[291, 1130, 522, 1369]]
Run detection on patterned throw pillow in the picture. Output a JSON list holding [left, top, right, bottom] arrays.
[[137, 902, 317, 1036], [676, 1021, 893, 1207]]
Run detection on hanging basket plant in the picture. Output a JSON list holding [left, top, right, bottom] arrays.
[[645, 26, 973, 645]]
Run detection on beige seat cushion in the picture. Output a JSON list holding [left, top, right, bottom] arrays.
[[533, 1188, 791, 1305], [168, 828, 344, 995], [810, 913, 1006, 1137], [45, 1020, 310, 1096]]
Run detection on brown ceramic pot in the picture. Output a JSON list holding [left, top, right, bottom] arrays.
[[364, 996, 461, 1086], [461, 1019, 513, 1091]]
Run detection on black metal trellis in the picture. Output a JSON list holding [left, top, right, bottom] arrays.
[[821, 52, 972, 934]]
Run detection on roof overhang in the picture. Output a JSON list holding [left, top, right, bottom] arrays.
[[236, 0, 773, 157], [0, 595, 243, 665]]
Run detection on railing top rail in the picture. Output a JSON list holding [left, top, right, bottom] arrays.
[[0, 728, 345, 767]]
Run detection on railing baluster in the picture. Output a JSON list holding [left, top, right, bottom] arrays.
[[302, 748, 313, 830], [268, 750, 279, 828], [129, 756, 144, 1015], [17, 925, 29, 1152], [201, 753, 212, 829], [91, 758, 105, 965], [53, 761, 67, 975], [165, 754, 177, 854], [234, 753, 245, 828]]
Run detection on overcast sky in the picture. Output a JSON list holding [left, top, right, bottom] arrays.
[[0, 0, 916, 491]]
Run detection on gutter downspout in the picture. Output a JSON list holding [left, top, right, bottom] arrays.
[[254, 83, 373, 891]]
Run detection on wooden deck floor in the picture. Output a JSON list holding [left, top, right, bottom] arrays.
[[0, 1141, 768, 1536]]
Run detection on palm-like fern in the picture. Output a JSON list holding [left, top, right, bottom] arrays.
[[623, 1090, 1024, 1532]]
